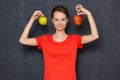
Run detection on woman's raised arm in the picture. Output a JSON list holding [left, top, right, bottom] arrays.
[[76, 4, 99, 44], [19, 10, 44, 46]]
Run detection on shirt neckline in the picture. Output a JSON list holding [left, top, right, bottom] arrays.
[[47, 34, 73, 45]]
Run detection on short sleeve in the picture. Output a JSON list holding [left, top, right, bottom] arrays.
[[76, 35, 84, 48], [35, 36, 42, 50]]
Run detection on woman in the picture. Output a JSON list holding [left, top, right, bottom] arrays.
[[19, 4, 99, 80]]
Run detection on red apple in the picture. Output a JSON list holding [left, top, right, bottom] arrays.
[[73, 15, 83, 26]]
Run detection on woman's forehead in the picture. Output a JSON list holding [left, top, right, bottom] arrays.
[[53, 11, 67, 18]]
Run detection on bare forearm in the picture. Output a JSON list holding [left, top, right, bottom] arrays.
[[87, 12, 99, 39], [19, 18, 34, 42], [81, 12, 99, 44]]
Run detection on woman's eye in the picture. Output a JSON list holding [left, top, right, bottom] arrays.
[[55, 19, 58, 21], [62, 19, 65, 21]]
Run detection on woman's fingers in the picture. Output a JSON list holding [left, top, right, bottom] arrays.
[[77, 11, 86, 15], [31, 10, 44, 20], [76, 4, 85, 15], [76, 4, 90, 15], [75, 4, 83, 11]]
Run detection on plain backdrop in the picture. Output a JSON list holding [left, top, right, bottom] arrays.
[[0, 0, 120, 80]]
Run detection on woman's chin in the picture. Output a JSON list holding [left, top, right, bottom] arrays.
[[56, 28, 65, 31], [55, 27, 65, 31]]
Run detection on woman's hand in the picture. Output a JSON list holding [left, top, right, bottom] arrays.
[[30, 10, 44, 20], [75, 4, 91, 15]]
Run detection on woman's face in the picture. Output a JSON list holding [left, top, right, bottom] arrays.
[[52, 11, 69, 31]]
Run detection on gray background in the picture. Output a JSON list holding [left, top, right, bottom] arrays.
[[0, 0, 120, 80]]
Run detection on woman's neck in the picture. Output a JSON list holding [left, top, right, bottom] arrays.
[[52, 31, 68, 42], [54, 31, 68, 37]]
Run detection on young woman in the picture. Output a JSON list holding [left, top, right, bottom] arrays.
[[19, 4, 99, 80]]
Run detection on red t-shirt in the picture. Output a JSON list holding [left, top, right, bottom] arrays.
[[35, 34, 83, 80]]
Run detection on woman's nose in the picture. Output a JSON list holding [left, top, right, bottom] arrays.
[[58, 20, 62, 25]]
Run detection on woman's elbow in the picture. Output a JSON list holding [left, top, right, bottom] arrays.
[[19, 39, 26, 45], [19, 39, 23, 44], [94, 35, 99, 40]]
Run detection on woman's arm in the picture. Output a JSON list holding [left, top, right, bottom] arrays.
[[76, 4, 99, 44], [19, 10, 44, 46]]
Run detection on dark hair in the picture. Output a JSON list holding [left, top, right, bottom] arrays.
[[51, 5, 69, 18]]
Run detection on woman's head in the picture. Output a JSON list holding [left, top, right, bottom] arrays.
[[51, 5, 69, 31], [51, 5, 69, 19]]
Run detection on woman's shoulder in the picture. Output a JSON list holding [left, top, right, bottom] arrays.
[[69, 33, 82, 37], [36, 34, 51, 37], [35, 34, 52, 42]]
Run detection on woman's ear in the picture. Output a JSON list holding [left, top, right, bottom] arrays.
[[67, 18, 69, 23], [52, 18, 54, 23]]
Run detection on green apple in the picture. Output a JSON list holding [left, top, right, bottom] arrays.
[[38, 16, 47, 26]]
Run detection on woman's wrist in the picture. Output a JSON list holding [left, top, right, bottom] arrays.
[[86, 11, 92, 16], [29, 17, 36, 23]]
